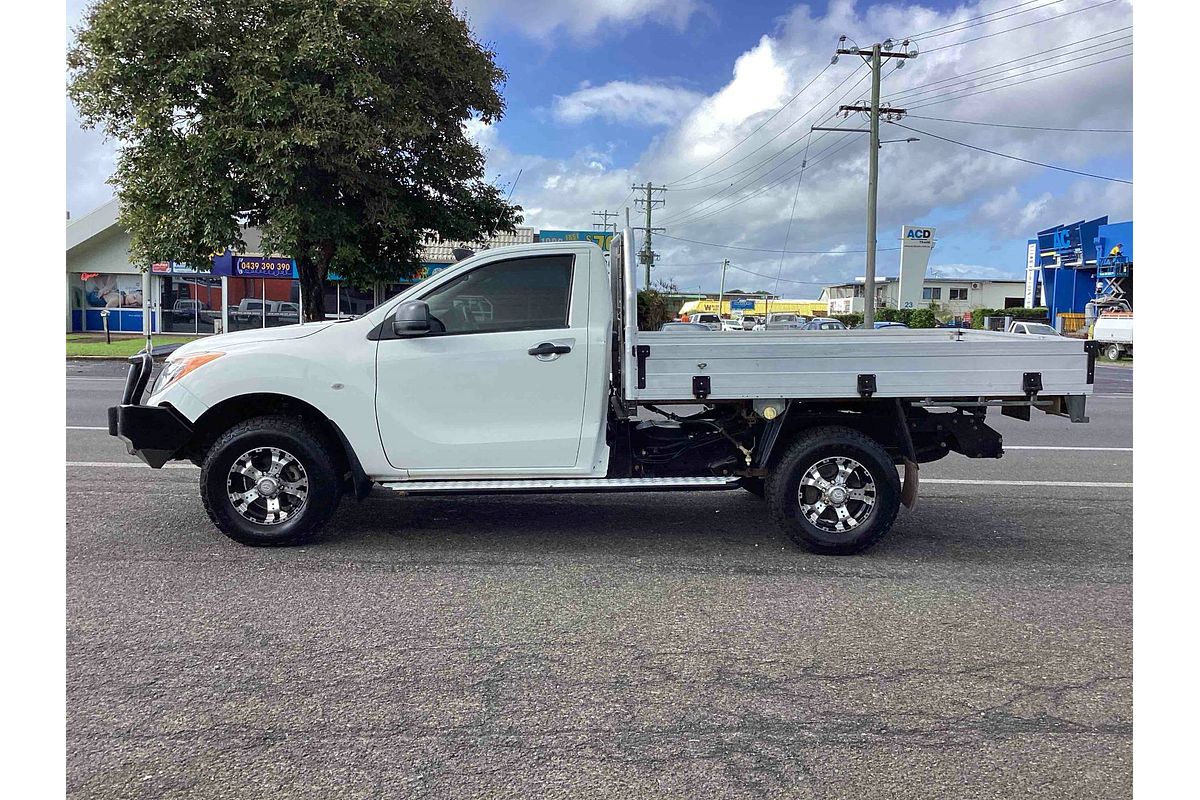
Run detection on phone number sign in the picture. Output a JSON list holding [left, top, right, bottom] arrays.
[[232, 256, 297, 278]]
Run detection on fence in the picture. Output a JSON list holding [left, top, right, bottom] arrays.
[[1058, 312, 1087, 335]]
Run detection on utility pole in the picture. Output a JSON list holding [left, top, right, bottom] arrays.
[[631, 182, 666, 288], [831, 35, 917, 327], [717, 259, 729, 318], [591, 209, 619, 235]]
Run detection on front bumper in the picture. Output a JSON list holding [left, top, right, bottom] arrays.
[[107, 352, 194, 468]]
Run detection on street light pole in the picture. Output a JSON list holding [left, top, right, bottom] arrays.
[[718, 259, 729, 318]]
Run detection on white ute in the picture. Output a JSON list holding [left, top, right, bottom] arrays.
[[110, 230, 1095, 554]]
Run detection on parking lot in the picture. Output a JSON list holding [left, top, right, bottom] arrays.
[[67, 360, 1132, 799]]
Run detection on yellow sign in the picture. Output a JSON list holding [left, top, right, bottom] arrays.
[[679, 298, 828, 317]]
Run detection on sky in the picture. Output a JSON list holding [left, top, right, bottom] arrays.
[[66, 0, 1133, 295]]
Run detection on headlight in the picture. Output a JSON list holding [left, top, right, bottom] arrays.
[[152, 352, 224, 395]]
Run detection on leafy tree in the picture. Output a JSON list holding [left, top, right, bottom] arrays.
[[68, 0, 522, 320]]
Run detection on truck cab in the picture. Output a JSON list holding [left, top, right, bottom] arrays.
[[110, 231, 1095, 555]]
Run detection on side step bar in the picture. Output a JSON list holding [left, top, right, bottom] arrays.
[[383, 476, 742, 496]]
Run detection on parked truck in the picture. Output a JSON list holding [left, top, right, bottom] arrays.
[[1092, 306, 1133, 361], [109, 231, 1095, 554]]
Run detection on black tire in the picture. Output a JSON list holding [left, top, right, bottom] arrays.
[[741, 477, 766, 499], [200, 415, 342, 546], [1104, 343, 1122, 361], [766, 426, 901, 555]]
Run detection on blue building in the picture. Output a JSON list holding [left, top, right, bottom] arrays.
[[1024, 216, 1133, 326]]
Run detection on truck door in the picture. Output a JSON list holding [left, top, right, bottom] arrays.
[[374, 251, 592, 474]]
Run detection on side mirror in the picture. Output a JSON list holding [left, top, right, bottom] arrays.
[[392, 300, 433, 337]]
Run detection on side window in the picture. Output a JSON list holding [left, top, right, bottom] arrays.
[[419, 254, 573, 335]]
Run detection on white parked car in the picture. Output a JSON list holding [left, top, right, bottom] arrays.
[[689, 312, 722, 331], [110, 231, 1093, 555], [1008, 321, 1060, 336]]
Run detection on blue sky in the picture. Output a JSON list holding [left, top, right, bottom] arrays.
[[67, 0, 1134, 294]]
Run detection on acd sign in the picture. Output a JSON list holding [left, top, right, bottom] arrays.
[[906, 228, 933, 240]]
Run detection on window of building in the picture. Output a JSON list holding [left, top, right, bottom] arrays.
[[949, 288, 968, 301], [418, 254, 573, 335], [922, 287, 942, 300], [160, 276, 223, 334]]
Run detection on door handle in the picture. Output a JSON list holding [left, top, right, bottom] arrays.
[[528, 342, 572, 357]]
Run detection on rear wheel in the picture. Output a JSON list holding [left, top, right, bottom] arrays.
[[767, 426, 901, 555], [1104, 343, 1123, 361], [200, 415, 342, 546]]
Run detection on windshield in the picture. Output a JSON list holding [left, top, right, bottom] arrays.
[[770, 314, 797, 323], [1021, 323, 1058, 335]]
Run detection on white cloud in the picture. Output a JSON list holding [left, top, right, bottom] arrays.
[[453, 0, 702, 41], [553, 81, 705, 126], [486, 0, 1133, 294]]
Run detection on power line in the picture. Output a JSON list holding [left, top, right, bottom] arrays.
[[892, 31, 1132, 103], [903, 0, 1049, 40], [668, 62, 833, 186], [772, 135, 815, 300], [887, 26, 1130, 99], [905, 52, 1131, 109], [724, 263, 856, 286], [668, 63, 869, 192], [657, 232, 900, 255], [907, 113, 1131, 133], [888, 39, 1131, 105], [890, 121, 1132, 183], [661, 68, 882, 227], [922, 0, 1124, 54], [909, 0, 1068, 42]]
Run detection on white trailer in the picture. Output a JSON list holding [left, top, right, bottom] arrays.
[[110, 230, 1096, 554]]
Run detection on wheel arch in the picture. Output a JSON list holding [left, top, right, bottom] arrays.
[[182, 393, 371, 499], [757, 400, 915, 470]]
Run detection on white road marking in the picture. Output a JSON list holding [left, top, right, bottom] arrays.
[[1003, 445, 1132, 452], [923, 478, 1131, 488], [66, 461, 198, 470], [66, 426, 108, 431], [65, 377, 126, 381]]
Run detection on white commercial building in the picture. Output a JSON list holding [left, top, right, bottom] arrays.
[[821, 276, 1026, 317], [66, 198, 535, 334]]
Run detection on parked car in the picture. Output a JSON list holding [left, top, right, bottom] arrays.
[[720, 317, 744, 332], [872, 321, 908, 330], [1009, 321, 1061, 336], [689, 312, 723, 331], [755, 312, 806, 331], [937, 319, 970, 329], [661, 322, 712, 333], [166, 299, 215, 323], [802, 317, 847, 331], [739, 315, 763, 330], [109, 232, 1093, 555]]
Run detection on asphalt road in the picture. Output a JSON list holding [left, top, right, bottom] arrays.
[[67, 361, 1132, 799]]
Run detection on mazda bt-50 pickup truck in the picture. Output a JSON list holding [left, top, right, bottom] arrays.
[[110, 230, 1095, 554]]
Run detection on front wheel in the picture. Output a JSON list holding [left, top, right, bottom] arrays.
[[200, 415, 343, 546], [766, 426, 902, 555]]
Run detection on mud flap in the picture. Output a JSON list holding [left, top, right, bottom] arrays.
[[901, 459, 919, 511]]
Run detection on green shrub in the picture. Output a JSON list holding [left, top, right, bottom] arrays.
[[637, 288, 672, 330], [833, 313, 863, 328], [909, 308, 937, 328]]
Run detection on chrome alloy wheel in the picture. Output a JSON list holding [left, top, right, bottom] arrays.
[[797, 456, 877, 533], [226, 447, 309, 525]]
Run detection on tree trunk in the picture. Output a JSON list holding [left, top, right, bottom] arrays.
[[297, 247, 326, 323]]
